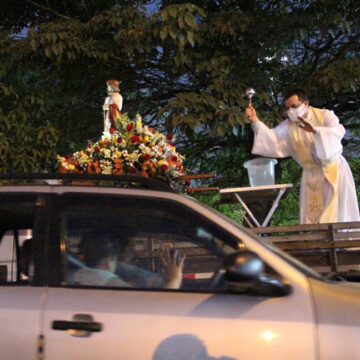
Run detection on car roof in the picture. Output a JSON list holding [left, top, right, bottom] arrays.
[[0, 173, 176, 192]]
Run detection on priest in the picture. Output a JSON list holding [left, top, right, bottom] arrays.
[[245, 89, 359, 224]]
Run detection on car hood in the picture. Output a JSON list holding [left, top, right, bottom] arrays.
[[309, 278, 360, 326]]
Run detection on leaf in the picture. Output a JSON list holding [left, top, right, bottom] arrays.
[[161, 11, 168, 21], [169, 27, 177, 40], [187, 32, 195, 47], [184, 13, 196, 29], [197, 8, 206, 17], [52, 44, 59, 56], [0, 84, 9, 96], [178, 15, 185, 29], [30, 39, 37, 51], [160, 27, 168, 41], [179, 34, 186, 47], [333, 82, 341, 93], [169, 7, 178, 18], [342, 21, 351, 33], [172, 115, 181, 126], [44, 47, 51, 58]]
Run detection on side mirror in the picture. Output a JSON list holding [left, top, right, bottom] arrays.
[[224, 251, 263, 283], [224, 251, 291, 297]]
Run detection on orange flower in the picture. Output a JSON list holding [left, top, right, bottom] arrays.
[[166, 157, 179, 168], [93, 160, 101, 174], [114, 158, 123, 170], [142, 160, 157, 175], [112, 168, 123, 175]]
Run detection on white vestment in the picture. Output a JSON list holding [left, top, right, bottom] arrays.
[[252, 109, 359, 224]]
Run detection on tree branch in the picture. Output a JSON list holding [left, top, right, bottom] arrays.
[[25, 0, 72, 20]]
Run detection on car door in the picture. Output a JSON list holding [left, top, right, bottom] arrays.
[[42, 191, 317, 360], [0, 192, 48, 360]]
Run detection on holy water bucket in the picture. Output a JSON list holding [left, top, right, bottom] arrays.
[[243, 158, 278, 187]]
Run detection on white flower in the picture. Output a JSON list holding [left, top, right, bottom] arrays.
[[102, 166, 113, 174], [103, 149, 111, 159], [127, 152, 139, 162], [79, 153, 90, 163]]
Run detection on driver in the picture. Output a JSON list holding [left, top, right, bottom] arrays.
[[73, 232, 185, 289]]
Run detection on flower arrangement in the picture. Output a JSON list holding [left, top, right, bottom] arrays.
[[57, 113, 185, 187]]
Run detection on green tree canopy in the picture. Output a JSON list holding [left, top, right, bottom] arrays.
[[1, 0, 359, 210]]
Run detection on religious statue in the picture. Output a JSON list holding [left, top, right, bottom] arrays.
[[102, 80, 123, 139], [58, 79, 185, 189]]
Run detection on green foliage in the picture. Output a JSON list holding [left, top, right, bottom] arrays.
[[0, 0, 359, 225], [193, 192, 244, 224], [0, 76, 59, 172]]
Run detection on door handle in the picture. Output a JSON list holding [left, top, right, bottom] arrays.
[[52, 314, 102, 337], [52, 320, 102, 332]]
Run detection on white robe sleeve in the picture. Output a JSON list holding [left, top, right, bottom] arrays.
[[313, 110, 345, 161], [251, 120, 292, 158]]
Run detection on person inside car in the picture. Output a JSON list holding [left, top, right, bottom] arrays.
[[73, 232, 185, 289], [73, 233, 130, 287]]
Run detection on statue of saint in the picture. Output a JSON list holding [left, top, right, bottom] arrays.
[[102, 80, 123, 139]]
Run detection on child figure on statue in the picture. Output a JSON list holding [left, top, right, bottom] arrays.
[[102, 80, 123, 139]]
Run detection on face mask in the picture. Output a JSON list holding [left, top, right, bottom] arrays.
[[287, 103, 307, 122]]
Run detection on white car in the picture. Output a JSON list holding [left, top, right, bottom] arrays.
[[0, 174, 359, 360]]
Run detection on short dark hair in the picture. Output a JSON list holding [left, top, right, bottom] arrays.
[[80, 233, 120, 268], [284, 89, 309, 103]]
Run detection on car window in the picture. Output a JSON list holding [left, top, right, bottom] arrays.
[[0, 194, 39, 284], [59, 194, 241, 291]]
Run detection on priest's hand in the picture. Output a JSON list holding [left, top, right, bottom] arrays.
[[297, 115, 316, 133], [245, 105, 259, 123]]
